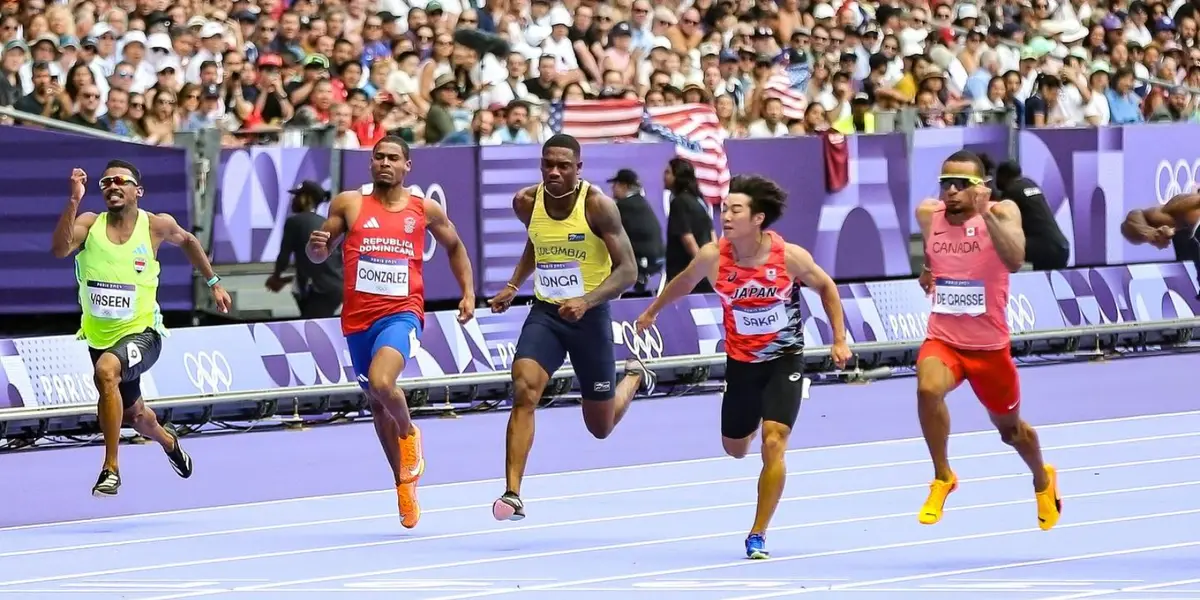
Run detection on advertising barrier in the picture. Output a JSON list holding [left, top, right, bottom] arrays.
[[0, 127, 194, 314], [2, 261, 1196, 413]]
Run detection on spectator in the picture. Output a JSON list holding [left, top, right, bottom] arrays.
[[663, 158, 714, 296]]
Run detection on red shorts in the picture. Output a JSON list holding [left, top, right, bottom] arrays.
[[918, 338, 1020, 414]]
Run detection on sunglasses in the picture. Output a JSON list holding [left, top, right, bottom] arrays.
[[99, 175, 139, 188], [938, 175, 988, 191]]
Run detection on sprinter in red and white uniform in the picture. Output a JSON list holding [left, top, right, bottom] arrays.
[[914, 150, 1061, 531], [306, 136, 476, 530], [636, 175, 852, 560]]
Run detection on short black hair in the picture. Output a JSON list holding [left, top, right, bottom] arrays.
[[730, 174, 786, 228], [374, 135, 410, 159], [543, 133, 581, 159], [944, 150, 986, 177], [105, 159, 141, 182]]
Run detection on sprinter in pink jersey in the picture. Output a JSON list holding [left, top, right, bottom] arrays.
[[914, 151, 1062, 531]]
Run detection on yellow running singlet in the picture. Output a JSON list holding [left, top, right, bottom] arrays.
[[527, 182, 612, 305], [75, 210, 165, 349]]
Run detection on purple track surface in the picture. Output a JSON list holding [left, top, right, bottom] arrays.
[[3, 353, 1199, 599]]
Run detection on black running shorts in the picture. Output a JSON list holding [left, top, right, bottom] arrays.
[[721, 353, 806, 440], [513, 300, 616, 401], [88, 328, 163, 409]]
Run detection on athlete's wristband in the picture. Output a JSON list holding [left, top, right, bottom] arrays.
[[506, 282, 519, 292], [206, 275, 221, 288]]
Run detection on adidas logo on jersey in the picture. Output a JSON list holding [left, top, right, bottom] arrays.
[[363, 217, 381, 229]]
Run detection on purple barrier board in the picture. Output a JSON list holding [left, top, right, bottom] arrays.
[[0, 127, 194, 314], [1016, 126, 1195, 269], [2, 261, 1195, 411], [477, 143, 678, 296], [341, 146, 482, 303], [907, 126, 1009, 233], [210, 147, 334, 265]]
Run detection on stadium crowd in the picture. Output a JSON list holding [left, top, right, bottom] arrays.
[[1, 0, 1199, 148]]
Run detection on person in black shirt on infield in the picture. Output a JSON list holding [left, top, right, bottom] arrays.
[[986, 157, 1070, 270], [664, 158, 716, 294], [267, 180, 345, 317], [608, 169, 664, 296]]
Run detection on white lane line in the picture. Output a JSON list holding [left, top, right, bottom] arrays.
[[716, 550, 1200, 599], [7, 435, 1194, 559], [6, 409, 1197, 533], [1034, 579, 1200, 600], [126, 483, 1200, 600]]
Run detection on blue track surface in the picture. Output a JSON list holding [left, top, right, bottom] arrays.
[[2, 356, 1199, 599]]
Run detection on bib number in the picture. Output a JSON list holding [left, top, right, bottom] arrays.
[[355, 256, 409, 297], [932, 278, 986, 316], [535, 262, 584, 300], [733, 302, 787, 335], [86, 280, 136, 320]]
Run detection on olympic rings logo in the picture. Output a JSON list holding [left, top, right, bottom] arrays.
[[1006, 294, 1036, 332], [184, 351, 233, 394], [618, 321, 665, 360], [1155, 159, 1200, 205]]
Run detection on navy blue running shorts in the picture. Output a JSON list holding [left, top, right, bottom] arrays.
[[513, 300, 616, 400]]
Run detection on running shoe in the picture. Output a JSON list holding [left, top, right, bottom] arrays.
[[492, 491, 525, 521], [624, 357, 657, 396], [745, 533, 770, 559], [92, 469, 121, 497], [398, 424, 424, 484], [164, 428, 193, 479], [397, 482, 421, 529], [1035, 464, 1062, 531], [918, 473, 958, 525]]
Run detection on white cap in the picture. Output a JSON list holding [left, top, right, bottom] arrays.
[[121, 30, 147, 47], [651, 35, 672, 51], [200, 22, 225, 39], [187, 16, 208, 28], [157, 57, 181, 73], [1060, 25, 1089, 44], [90, 22, 114, 38], [957, 4, 979, 19], [148, 32, 172, 51], [812, 3, 835, 20]]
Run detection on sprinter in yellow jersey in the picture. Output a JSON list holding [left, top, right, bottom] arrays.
[[486, 134, 648, 521], [52, 161, 232, 497]]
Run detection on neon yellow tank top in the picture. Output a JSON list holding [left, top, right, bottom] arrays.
[[75, 210, 165, 349], [528, 181, 612, 305]]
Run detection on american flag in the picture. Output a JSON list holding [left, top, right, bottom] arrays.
[[548, 99, 730, 203], [762, 66, 809, 121]]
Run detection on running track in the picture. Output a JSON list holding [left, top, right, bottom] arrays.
[[2, 353, 1198, 599]]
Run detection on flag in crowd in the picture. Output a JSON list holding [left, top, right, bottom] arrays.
[[549, 99, 730, 203]]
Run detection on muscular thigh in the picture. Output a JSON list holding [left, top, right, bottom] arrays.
[[721, 357, 772, 440], [89, 329, 163, 409], [917, 339, 966, 396], [564, 303, 616, 401]]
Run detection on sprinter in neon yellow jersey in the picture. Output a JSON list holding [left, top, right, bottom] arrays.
[[52, 160, 232, 497]]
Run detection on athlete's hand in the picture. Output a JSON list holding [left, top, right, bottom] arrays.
[[211, 285, 232, 313], [1149, 225, 1176, 249], [265, 273, 293, 293], [307, 230, 330, 261], [830, 340, 852, 370], [634, 310, 656, 335], [918, 268, 934, 296], [970, 183, 993, 215], [487, 286, 517, 313], [457, 295, 475, 323], [558, 298, 589, 322], [69, 168, 87, 202]]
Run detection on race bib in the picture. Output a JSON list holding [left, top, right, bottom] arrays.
[[355, 255, 409, 297], [535, 261, 584, 300], [932, 278, 986, 316], [87, 280, 136, 320], [733, 302, 788, 335]]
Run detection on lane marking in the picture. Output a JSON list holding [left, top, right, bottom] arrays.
[[7, 437, 1196, 559], [126, 483, 1200, 600], [716, 548, 1200, 599], [6, 409, 1198, 533], [1035, 578, 1200, 600], [417, 524, 1200, 600]]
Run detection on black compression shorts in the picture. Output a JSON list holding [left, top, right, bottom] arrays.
[[721, 353, 806, 439], [88, 328, 163, 409], [513, 300, 616, 401]]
